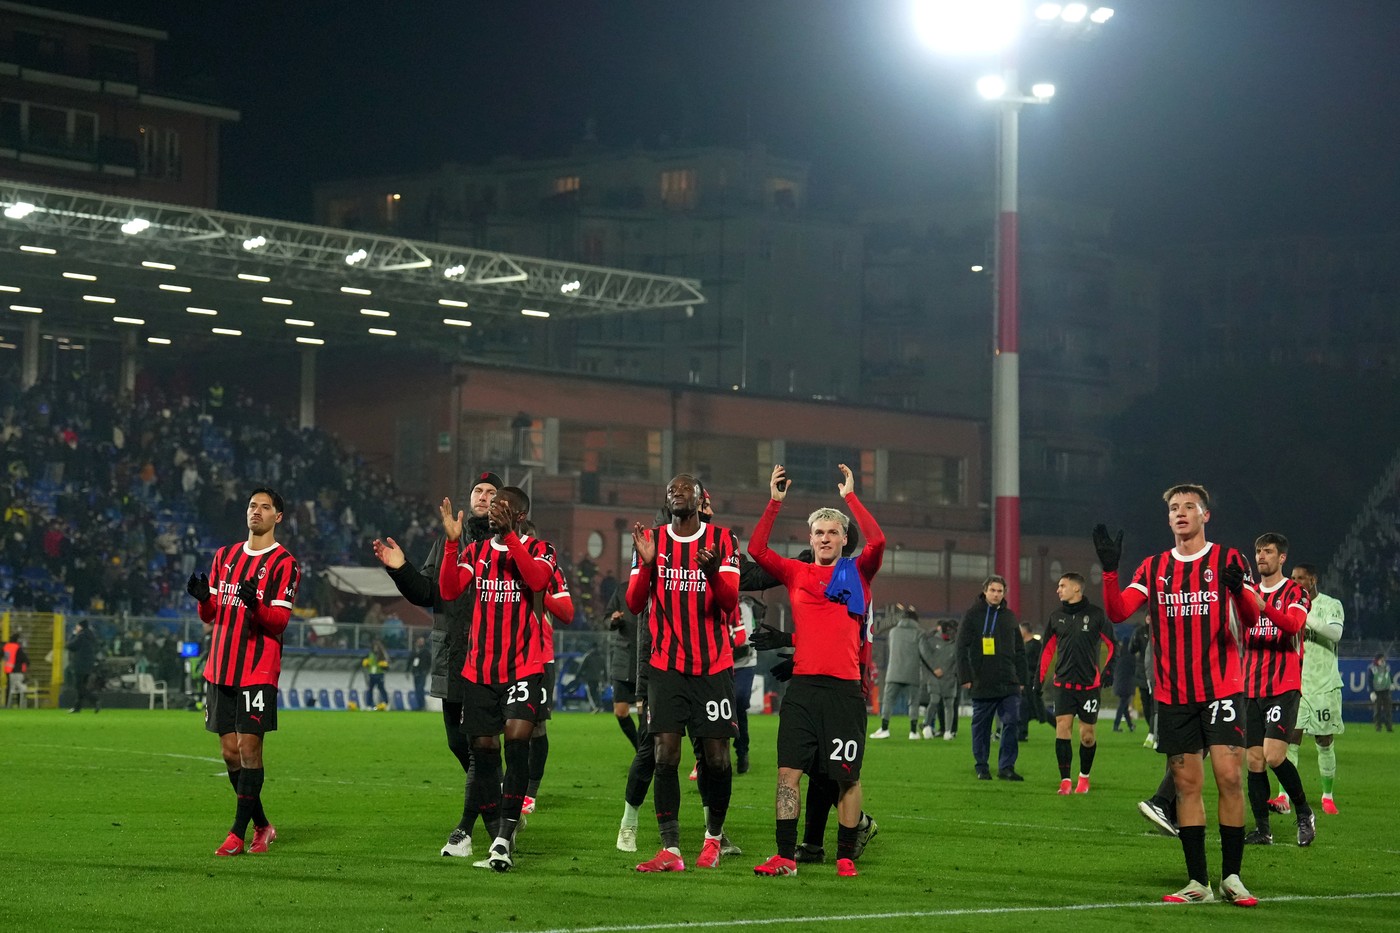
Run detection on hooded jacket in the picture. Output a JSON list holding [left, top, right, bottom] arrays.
[[956, 594, 1027, 700]]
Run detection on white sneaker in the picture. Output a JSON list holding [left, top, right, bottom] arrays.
[[1143, 732, 1156, 749], [616, 825, 637, 852], [1162, 880, 1214, 904], [486, 839, 513, 872], [908, 730, 921, 740], [1219, 874, 1258, 907], [943, 731, 954, 740], [921, 725, 935, 739], [869, 728, 890, 739], [440, 828, 472, 858]]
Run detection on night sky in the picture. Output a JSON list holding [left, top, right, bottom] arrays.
[[57, 0, 1400, 246]]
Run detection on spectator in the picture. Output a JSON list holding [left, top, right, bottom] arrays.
[[870, 606, 923, 740]]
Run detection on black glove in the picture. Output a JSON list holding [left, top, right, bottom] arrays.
[[236, 579, 260, 608], [770, 658, 795, 682], [186, 572, 211, 603], [1222, 563, 1245, 595], [1101, 669, 1114, 689], [751, 624, 794, 652], [1092, 524, 1123, 573]]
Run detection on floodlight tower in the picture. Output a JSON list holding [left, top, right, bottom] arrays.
[[912, 0, 1113, 612]]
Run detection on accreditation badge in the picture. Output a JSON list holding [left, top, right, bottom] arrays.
[[982, 637, 996, 655]]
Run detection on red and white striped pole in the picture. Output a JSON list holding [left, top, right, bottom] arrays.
[[991, 61, 1021, 612]]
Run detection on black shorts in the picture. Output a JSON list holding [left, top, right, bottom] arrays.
[[459, 673, 548, 737], [1055, 686, 1102, 724], [646, 666, 737, 740], [777, 675, 867, 783], [1246, 691, 1300, 746], [538, 662, 555, 722], [1156, 695, 1246, 757], [205, 682, 278, 735], [612, 679, 639, 704]]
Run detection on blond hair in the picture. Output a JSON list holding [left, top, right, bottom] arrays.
[[807, 507, 850, 531]]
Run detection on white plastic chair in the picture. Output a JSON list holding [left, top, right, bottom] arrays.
[[135, 672, 169, 710]]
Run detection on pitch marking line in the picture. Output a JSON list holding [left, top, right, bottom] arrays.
[[22, 742, 223, 763], [503, 890, 1400, 933]]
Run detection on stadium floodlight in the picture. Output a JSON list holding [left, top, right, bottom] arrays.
[[0, 285, 19, 292], [560, 280, 582, 294], [443, 264, 467, 279], [20, 245, 56, 254], [345, 248, 368, 265], [284, 318, 315, 327], [186, 306, 218, 315], [211, 327, 242, 336], [977, 74, 1008, 99], [912, 0, 1025, 55], [4, 202, 36, 219], [341, 286, 372, 295], [120, 218, 150, 235], [237, 273, 270, 283], [159, 284, 192, 293], [242, 235, 267, 251], [359, 308, 390, 317], [112, 316, 145, 325], [1031, 82, 1056, 99], [83, 295, 117, 303], [521, 308, 550, 318], [141, 260, 176, 270], [262, 296, 293, 305], [9, 304, 42, 313], [63, 272, 97, 281], [1089, 6, 1113, 23], [971, 264, 985, 272], [1034, 2, 1061, 19], [147, 337, 171, 345], [367, 327, 396, 336], [296, 336, 325, 346], [1061, 2, 1087, 22], [443, 318, 472, 327], [438, 298, 469, 308]]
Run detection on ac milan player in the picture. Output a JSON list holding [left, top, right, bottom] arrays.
[[520, 522, 574, 819], [1038, 572, 1115, 795], [627, 473, 740, 872], [371, 469, 499, 859], [749, 463, 884, 879], [439, 486, 556, 871], [1241, 533, 1314, 847], [186, 487, 300, 857], [1096, 483, 1261, 906]]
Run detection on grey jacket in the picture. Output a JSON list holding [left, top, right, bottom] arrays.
[[878, 613, 923, 685]]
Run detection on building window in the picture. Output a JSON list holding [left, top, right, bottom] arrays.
[[139, 125, 181, 179], [554, 175, 580, 194], [14, 31, 64, 70], [660, 168, 697, 209], [887, 452, 966, 506], [2, 99, 98, 157], [950, 552, 991, 580]]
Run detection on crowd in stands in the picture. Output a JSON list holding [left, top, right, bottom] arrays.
[[1336, 481, 1400, 641]]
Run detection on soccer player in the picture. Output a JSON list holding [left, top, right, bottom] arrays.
[[1241, 533, 1314, 846], [372, 470, 499, 858], [1271, 563, 1345, 816], [1096, 483, 1261, 906], [1038, 572, 1115, 795], [626, 473, 740, 872], [521, 521, 575, 818], [439, 485, 556, 871], [186, 487, 300, 857], [748, 463, 883, 878]]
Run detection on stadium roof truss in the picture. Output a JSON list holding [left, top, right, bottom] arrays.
[[0, 179, 705, 347]]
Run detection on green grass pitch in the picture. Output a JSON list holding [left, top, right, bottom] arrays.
[[6, 707, 1398, 932]]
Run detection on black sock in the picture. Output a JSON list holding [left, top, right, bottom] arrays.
[[231, 767, 264, 838], [246, 767, 268, 826], [625, 732, 656, 809], [1247, 769, 1272, 831], [617, 714, 639, 749], [227, 767, 241, 793], [910, 718, 919, 735], [466, 745, 501, 839], [1220, 824, 1244, 879], [880, 718, 890, 730], [803, 775, 836, 846], [527, 732, 548, 798], [1271, 759, 1311, 816], [1079, 742, 1096, 776], [1179, 825, 1208, 885], [1055, 738, 1072, 780], [694, 753, 712, 812], [704, 755, 732, 837], [654, 761, 681, 849], [498, 738, 530, 843], [836, 822, 858, 861], [776, 817, 798, 860]]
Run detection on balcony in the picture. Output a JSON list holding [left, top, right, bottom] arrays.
[[0, 130, 138, 177]]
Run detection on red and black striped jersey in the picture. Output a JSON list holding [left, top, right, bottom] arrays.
[[440, 533, 556, 684], [203, 541, 300, 688], [1039, 600, 1116, 689], [629, 522, 740, 676], [1126, 542, 1251, 704], [1243, 578, 1310, 697], [537, 563, 573, 664]]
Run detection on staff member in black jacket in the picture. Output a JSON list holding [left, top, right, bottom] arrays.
[[372, 469, 500, 859], [957, 575, 1027, 781]]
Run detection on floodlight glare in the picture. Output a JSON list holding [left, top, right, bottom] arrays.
[[912, 0, 1026, 55], [521, 308, 550, 318], [1034, 3, 1061, 19], [296, 337, 325, 346], [242, 235, 267, 250], [560, 280, 582, 294], [1031, 82, 1056, 99], [4, 202, 36, 220], [443, 318, 472, 327], [438, 298, 469, 308], [1089, 6, 1113, 23], [112, 316, 145, 325], [147, 337, 171, 345], [444, 264, 467, 278], [977, 74, 1008, 99], [345, 248, 368, 265], [120, 218, 150, 235], [1061, 2, 1088, 22]]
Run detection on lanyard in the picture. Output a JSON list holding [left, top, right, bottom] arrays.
[[983, 606, 998, 638]]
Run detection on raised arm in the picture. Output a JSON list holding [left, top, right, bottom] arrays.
[[747, 465, 798, 583]]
